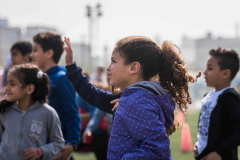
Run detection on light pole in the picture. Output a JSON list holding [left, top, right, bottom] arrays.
[[86, 3, 102, 73]]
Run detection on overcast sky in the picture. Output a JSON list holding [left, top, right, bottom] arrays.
[[1, 0, 240, 49]]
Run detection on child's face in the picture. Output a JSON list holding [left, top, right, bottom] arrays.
[[106, 48, 131, 89], [11, 49, 24, 65], [31, 43, 47, 70], [5, 74, 28, 102], [204, 56, 224, 89]]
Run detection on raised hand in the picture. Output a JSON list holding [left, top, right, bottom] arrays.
[[64, 37, 74, 65]]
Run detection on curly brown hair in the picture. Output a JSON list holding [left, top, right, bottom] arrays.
[[115, 36, 200, 135]]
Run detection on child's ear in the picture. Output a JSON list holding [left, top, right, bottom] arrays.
[[222, 69, 231, 80], [26, 84, 35, 95], [45, 49, 54, 59], [129, 62, 141, 75]]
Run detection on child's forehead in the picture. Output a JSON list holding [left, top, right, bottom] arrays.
[[207, 56, 219, 65], [33, 42, 42, 48], [7, 73, 20, 82], [11, 48, 21, 54]]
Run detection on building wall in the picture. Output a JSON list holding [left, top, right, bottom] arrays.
[[0, 26, 21, 66]]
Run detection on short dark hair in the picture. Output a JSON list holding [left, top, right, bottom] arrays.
[[209, 48, 239, 80], [33, 32, 64, 64], [11, 41, 32, 56]]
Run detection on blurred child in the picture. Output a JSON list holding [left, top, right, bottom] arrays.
[[0, 63, 64, 160], [193, 48, 240, 160], [78, 72, 108, 160], [31, 32, 81, 160], [11, 41, 32, 65], [64, 36, 200, 159]]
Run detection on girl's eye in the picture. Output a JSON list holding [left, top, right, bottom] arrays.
[[112, 60, 116, 63]]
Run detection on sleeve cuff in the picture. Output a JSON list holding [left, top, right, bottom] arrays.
[[39, 146, 49, 160], [65, 62, 78, 72]]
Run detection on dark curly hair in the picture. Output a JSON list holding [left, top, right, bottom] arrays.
[[33, 32, 64, 64], [115, 36, 201, 135], [0, 63, 50, 113], [209, 48, 239, 80]]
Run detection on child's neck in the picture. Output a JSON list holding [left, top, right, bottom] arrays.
[[214, 82, 231, 91], [17, 96, 35, 111], [41, 61, 57, 72]]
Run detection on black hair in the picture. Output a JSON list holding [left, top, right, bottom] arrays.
[[115, 36, 200, 135], [33, 32, 64, 64], [209, 48, 239, 80], [11, 41, 32, 56], [0, 63, 50, 113]]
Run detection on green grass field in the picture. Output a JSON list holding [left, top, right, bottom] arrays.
[[72, 111, 240, 160]]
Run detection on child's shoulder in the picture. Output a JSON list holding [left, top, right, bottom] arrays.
[[221, 88, 240, 100], [41, 103, 58, 115]]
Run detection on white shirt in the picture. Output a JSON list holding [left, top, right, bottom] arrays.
[[197, 87, 231, 154]]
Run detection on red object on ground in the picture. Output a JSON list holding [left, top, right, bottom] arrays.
[[180, 123, 192, 153]]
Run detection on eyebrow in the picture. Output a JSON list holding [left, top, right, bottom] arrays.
[[7, 80, 16, 83]]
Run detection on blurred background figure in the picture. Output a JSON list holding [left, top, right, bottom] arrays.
[[90, 66, 107, 85], [77, 71, 108, 160], [10, 41, 32, 65]]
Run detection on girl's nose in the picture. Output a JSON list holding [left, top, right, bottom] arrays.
[[106, 64, 111, 71], [5, 85, 9, 92], [203, 69, 208, 76]]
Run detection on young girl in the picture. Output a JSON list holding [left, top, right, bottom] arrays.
[[0, 63, 65, 160], [64, 36, 200, 159]]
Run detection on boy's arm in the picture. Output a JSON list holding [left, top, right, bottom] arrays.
[[40, 108, 65, 160], [66, 63, 119, 114], [57, 75, 81, 145], [215, 94, 240, 157]]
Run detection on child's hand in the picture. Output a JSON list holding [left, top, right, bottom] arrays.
[[193, 141, 198, 157], [200, 152, 222, 160], [64, 37, 74, 65], [111, 99, 119, 111], [82, 129, 93, 144], [23, 147, 43, 160]]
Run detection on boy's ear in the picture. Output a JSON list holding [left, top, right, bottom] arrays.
[[26, 84, 35, 95], [45, 49, 54, 59], [222, 69, 231, 80], [129, 62, 141, 75]]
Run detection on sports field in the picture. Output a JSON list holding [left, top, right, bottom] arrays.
[[72, 111, 240, 160]]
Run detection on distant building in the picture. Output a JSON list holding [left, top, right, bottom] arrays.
[[0, 18, 21, 66], [182, 32, 240, 72]]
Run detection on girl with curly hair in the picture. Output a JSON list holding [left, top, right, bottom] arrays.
[[64, 36, 200, 160]]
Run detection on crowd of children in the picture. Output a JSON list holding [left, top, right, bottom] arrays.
[[0, 31, 239, 160]]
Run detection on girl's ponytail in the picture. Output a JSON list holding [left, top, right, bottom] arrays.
[[159, 41, 201, 135], [32, 71, 49, 103]]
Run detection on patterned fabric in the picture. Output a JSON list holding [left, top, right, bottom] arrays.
[[108, 88, 175, 160]]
